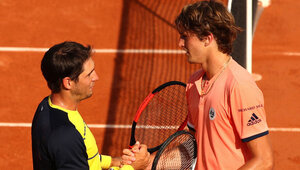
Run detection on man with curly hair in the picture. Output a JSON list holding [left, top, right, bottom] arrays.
[[175, 1, 274, 169]]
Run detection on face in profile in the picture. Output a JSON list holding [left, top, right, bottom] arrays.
[[71, 57, 99, 101], [178, 32, 208, 64]]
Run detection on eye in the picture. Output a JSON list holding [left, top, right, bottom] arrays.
[[87, 69, 95, 77], [180, 34, 186, 39], [180, 33, 189, 40]]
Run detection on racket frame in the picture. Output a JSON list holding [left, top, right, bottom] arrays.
[[129, 81, 187, 153]]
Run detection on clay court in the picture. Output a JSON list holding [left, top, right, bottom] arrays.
[[0, 0, 299, 169]]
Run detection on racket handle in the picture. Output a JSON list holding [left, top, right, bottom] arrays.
[[129, 121, 137, 148]]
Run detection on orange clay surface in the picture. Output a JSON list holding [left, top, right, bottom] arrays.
[[0, 0, 299, 169]]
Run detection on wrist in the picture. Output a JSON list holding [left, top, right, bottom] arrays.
[[111, 157, 122, 167]]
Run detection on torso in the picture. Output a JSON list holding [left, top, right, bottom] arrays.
[[186, 59, 269, 170]]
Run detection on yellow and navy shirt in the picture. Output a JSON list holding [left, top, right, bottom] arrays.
[[32, 96, 133, 170]]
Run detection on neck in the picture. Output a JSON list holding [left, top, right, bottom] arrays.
[[202, 52, 231, 80], [51, 92, 78, 111]]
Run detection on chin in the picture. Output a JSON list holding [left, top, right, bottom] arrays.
[[87, 93, 93, 99], [187, 55, 194, 63], [80, 93, 93, 101], [188, 59, 197, 64]]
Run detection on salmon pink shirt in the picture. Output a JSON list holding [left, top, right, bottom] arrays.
[[186, 59, 269, 170]]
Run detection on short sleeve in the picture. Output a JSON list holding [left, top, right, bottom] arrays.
[[48, 126, 89, 170], [100, 155, 112, 169], [230, 82, 269, 142]]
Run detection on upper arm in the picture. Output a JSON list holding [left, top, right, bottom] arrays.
[[229, 82, 269, 141], [229, 80, 273, 169], [48, 126, 89, 170], [246, 135, 273, 159], [239, 135, 274, 169]]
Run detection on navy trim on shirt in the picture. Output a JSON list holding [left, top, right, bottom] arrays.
[[88, 152, 99, 160], [242, 130, 269, 142]]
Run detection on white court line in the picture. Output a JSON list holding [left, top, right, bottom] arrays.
[[0, 47, 185, 54], [272, 52, 300, 56], [268, 128, 300, 132], [0, 122, 299, 132], [0, 47, 49, 52], [1, 47, 300, 56], [94, 49, 185, 54]]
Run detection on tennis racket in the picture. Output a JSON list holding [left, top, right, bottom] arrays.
[[151, 130, 197, 170], [129, 81, 188, 153]]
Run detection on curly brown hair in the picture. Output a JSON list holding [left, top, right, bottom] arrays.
[[175, 0, 242, 54]]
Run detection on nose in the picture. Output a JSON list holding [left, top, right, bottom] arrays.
[[178, 38, 185, 48], [93, 71, 99, 81]]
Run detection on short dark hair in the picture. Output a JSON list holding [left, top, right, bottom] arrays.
[[41, 41, 92, 93], [175, 0, 242, 54]]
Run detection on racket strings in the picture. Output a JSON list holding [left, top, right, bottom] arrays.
[[135, 84, 187, 148], [155, 133, 196, 170], [143, 86, 187, 124]]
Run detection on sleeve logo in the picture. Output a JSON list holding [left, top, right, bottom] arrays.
[[247, 113, 262, 126]]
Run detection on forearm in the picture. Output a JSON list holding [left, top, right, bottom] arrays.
[[239, 135, 274, 170], [238, 157, 273, 170]]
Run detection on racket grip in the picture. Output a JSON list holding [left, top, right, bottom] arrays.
[[129, 121, 137, 148]]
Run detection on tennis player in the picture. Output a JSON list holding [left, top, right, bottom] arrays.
[[175, 1, 274, 169], [31, 41, 150, 170]]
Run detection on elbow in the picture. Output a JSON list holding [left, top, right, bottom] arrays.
[[267, 157, 274, 170], [263, 152, 274, 170]]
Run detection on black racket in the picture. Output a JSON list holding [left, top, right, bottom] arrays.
[[129, 81, 188, 153], [151, 130, 197, 170]]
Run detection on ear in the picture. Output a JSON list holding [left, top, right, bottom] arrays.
[[204, 33, 214, 47], [62, 77, 72, 90]]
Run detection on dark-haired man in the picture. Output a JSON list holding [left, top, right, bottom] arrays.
[[32, 41, 150, 170]]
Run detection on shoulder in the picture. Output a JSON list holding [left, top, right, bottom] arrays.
[[34, 96, 50, 118], [33, 96, 71, 127], [226, 59, 262, 94], [32, 97, 89, 169], [32, 96, 76, 145], [227, 59, 254, 83], [32, 96, 53, 136], [48, 125, 85, 148], [224, 60, 265, 107]]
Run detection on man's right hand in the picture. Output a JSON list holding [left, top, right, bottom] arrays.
[[122, 142, 150, 170]]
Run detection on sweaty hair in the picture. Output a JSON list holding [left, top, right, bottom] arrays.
[[175, 0, 242, 54], [41, 41, 92, 93]]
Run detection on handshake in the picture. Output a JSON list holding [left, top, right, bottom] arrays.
[[120, 141, 152, 170]]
